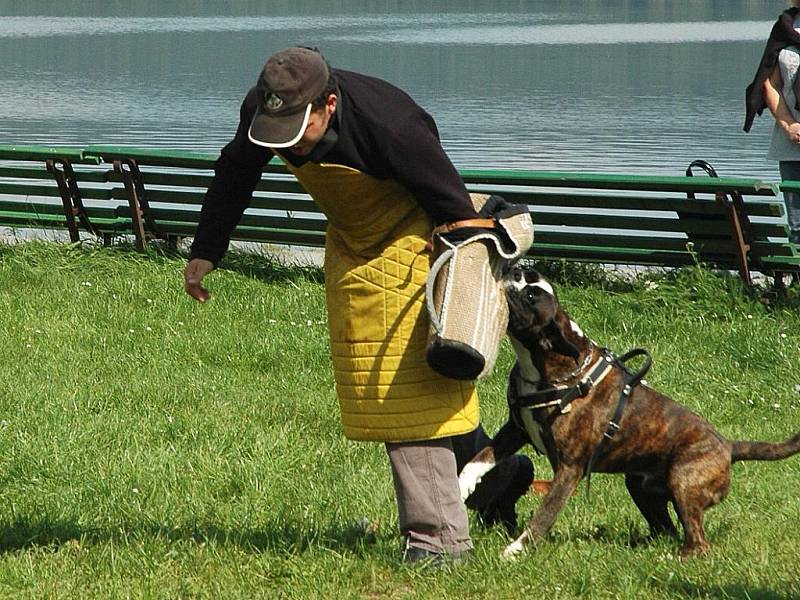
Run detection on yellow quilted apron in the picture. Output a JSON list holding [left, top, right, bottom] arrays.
[[281, 159, 479, 442]]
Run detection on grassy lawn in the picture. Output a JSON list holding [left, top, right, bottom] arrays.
[[0, 241, 798, 599]]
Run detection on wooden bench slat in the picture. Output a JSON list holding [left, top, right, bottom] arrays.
[[124, 207, 327, 233], [529, 244, 700, 266], [0, 182, 61, 197], [462, 169, 779, 196], [759, 254, 800, 266], [83, 145, 288, 173], [106, 187, 316, 213], [0, 144, 98, 164], [751, 241, 798, 257], [0, 166, 54, 180], [0, 182, 114, 201], [532, 212, 729, 235], [534, 230, 746, 255], [486, 190, 784, 217], [122, 170, 306, 195], [149, 221, 325, 247], [0, 201, 65, 217]]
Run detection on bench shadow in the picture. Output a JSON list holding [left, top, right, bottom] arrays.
[[122, 241, 325, 286], [0, 515, 377, 557]]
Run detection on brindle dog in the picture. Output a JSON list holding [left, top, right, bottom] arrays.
[[459, 268, 800, 558]]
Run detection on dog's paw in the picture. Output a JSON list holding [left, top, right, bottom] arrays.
[[458, 471, 480, 502], [459, 459, 497, 502], [501, 540, 525, 560]]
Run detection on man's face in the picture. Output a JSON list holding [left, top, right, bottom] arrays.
[[289, 93, 337, 156]]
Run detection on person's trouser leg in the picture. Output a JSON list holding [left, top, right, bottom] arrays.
[[779, 161, 800, 244], [385, 437, 472, 556]]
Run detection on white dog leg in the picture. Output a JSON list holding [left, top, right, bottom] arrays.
[[458, 459, 497, 502]]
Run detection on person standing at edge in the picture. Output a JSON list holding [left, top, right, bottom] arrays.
[[183, 47, 533, 565], [745, 2, 800, 264]]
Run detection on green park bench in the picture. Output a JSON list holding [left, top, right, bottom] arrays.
[[461, 160, 799, 287], [0, 145, 129, 244], [1, 145, 798, 288]]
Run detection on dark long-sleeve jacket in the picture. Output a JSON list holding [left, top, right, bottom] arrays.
[[190, 69, 478, 264], [744, 8, 800, 133]]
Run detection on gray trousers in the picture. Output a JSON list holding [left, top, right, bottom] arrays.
[[779, 161, 800, 244], [385, 437, 472, 555]]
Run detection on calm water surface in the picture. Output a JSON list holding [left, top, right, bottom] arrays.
[[0, 1, 788, 180]]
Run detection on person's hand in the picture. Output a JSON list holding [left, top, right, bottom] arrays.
[[183, 258, 214, 303], [788, 122, 800, 144]]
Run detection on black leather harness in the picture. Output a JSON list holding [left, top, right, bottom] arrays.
[[508, 346, 652, 496], [510, 349, 616, 414]]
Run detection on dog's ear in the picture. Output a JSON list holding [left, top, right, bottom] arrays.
[[541, 318, 580, 360]]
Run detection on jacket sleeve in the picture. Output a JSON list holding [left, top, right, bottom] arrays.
[[189, 90, 272, 265], [379, 109, 479, 225], [744, 9, 800, 132]]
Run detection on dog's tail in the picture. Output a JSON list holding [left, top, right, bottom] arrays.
[[730, 431, 800, 463]]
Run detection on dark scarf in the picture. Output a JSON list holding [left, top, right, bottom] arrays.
[[744, 8, 800, 132]]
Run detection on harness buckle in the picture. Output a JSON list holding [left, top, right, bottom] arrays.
[[603, 421, 621, 440]]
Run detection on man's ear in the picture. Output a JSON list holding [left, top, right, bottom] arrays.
[[326, 93, 337, 116], [541, 319, 579, 360]]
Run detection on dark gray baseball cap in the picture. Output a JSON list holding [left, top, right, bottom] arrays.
[[248, 47, 330, 148]]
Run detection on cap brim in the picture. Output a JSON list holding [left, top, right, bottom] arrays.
[[248, 103, 312, 148]]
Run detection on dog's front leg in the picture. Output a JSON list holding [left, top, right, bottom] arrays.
[[458, 421, 527, 502], [459, 445, 497, 502], [503, 462, 583, 559]]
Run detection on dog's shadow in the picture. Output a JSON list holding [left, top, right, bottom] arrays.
[[525, 511, 734, 552], [0, 515, 377, 556]]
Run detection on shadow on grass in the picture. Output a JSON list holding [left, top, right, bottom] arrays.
[[111, 241, 325, 286], [2, 238, 324, 286], [546, 522, 679, 554], [666, 581, 796, 600], [0, 516, 377, 557], [529, 256, 800, 309], [217, 249, 324, 285]]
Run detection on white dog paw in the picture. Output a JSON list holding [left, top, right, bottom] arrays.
[[458, 460, 495, 502], [502, 540, 525, 560], [458, 473, 480, 503]]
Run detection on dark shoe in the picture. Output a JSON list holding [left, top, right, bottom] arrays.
[[475, 454, 534, 535], [402, 545, 472, 569]]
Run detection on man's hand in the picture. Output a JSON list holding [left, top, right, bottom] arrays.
[[184, 258, 215, 303]]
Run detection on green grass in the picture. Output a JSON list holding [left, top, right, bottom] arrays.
[[0, 241, 799, 599]]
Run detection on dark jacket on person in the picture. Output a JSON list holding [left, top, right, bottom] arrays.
[[190, 68, 478, 265], [744, 7, 800, 132]]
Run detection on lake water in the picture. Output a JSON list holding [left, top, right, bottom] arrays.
[[0, 1, 790, 180]]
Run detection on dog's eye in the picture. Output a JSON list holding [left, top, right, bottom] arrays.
[[525, 289, 536, 302]]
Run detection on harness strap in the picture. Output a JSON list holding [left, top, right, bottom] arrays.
[[584, 347, 652, 498], [515, 351, 615, 413]]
